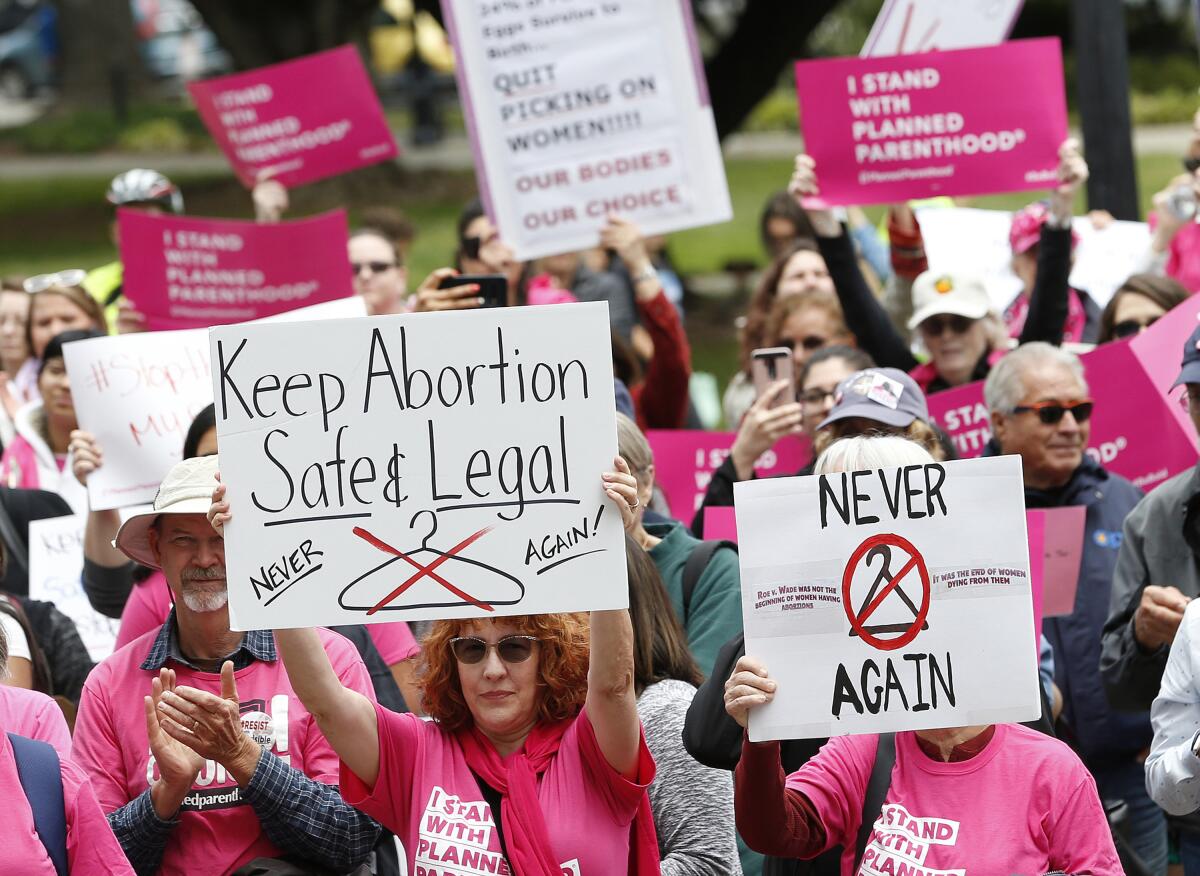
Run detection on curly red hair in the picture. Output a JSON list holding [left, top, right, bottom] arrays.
[[417, 614, 590, 732]]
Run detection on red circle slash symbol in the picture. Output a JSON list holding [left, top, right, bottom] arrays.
[[842, 533, 930, 651]]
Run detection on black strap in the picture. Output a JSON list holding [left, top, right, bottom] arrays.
[[8, 732, 67, 876], [854, 732, 896, 867], [0, 495, 28, 576], [681, 540, 737, 623]]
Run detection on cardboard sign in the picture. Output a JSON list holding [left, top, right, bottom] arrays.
[[64, 298, 367, 511], [440, 0, 731, 260], [212, 302, 628, 631], [1027, 506, 1085, 634], [916, 206, 1151, 310], [795, 38, 1067, 206], [862, 0, 1026, 56], [736, 455, 1040, 741], [703, 506, 738, 543], [188, 45, 398, 188], [927, 296, 1200, 492], [28, 514, 119, 662], [120, 208, 354, 331], [645, 431, 808, 524]]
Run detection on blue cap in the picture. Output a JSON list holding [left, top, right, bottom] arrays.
[[1173, 323, 1200, 389]]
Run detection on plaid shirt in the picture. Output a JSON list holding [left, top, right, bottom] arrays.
[[109, 612, 380, 875]]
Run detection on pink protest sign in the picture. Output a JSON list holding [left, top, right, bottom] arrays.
[[927, 296, 1200, 491], [794, 38, 1067, 206], [646, 431, 808, 524], [120, 208, 354, 331], [703, 507, 738, 543], [1028, 506, 1085, 634], [188, 46, 398, 188]]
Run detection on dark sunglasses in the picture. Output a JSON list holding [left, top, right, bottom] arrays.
[[351, 261, 396, 276], [779, 335, 827, 353], [1011, 399, 1094, 425], [1111, 317, 1158, 340], [919, 314, 973, 337], [449, 635, 539, 665], [1183, 156, 1200, 174]]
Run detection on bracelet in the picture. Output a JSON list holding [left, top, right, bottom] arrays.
[[632, 265, 658, 285]]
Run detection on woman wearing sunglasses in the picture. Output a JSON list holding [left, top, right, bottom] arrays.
[[208, 458, 659, 876], [1096, 273, 1189, 345]]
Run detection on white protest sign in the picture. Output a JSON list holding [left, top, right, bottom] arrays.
[[862, 0, 1025, 56], [735, 455, 1040, 741], [211, 302, 627, 631], [441, 0, 731, 260], [65, 297, 368, 511], [915, 206, 1150, 311], [28, 514, 119, 662]]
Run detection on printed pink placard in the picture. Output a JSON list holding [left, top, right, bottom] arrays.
[[646, 431, 808, 524], [1028, 506, 1085, 635], [188, 45, 399, 188], [120, 208, 354, 331], [794, 38, 1067, 206], [703, 507, 738, 542]]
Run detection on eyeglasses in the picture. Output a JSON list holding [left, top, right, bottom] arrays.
[[919, 314, 973, 337], [351, 261, 396, 276], [779, 335, 827, 353], [798, 387, 837, 406], [23, 269, 87, 294], [449, 635, 539, 665], [1010, 399, 1095, 425], [1111, 317, 1158, 340]]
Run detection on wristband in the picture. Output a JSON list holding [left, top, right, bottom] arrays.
[[632, 265, 658, 285]]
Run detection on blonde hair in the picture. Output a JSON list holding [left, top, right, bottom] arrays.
[[812, 418, 945, 462], [615, 412, 654, 477], [815, 435, 935, 475]]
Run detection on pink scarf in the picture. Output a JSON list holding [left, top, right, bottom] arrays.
[[1004, 287, 1088, 344], [456, 712, 659, 876]]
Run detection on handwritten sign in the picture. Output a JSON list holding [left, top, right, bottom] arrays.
[[862, 0, 1026, 57], [212, 302, 628, 631], [927, 296, 1200, 491], [120, 208, 354, 331], [795, 38, 1067, 206], [736, 456, 1039, 741], [440, 0, 731, 260], [28, 514, 118, 662], [646, 431, 808, 524], [188, 45, 398, 188]]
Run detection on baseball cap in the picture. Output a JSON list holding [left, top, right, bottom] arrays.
[[907, 271, 991, 331], [115, 455, 219, 569], [1009, 202, 1080, 255], [1173, 321, 1200, 389], [818, 368, 929, 431]]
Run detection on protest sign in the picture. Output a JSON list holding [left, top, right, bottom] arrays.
[[928, 296, 1200, 492], [212, 302, 628, 631], [28, 514, 119, 662], [645, 431, 807, 524], [188, 45, 398, 188], [862, 0, 1025, 56], [440, 0, 731, 260], [1028, 506, 1084, 634], [795, 38, 1067, 206], [736, 455, 1040, 741], [916, 206, 1151, 310], [120, 208, 354, 331], [65, 298, 367, 510], [703, 507, 737, 543]]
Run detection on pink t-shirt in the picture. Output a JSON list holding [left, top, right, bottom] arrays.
[[0, 685, 71, 759], [1168, 220, 1200, 294], [0, 729, 134, 875], [789, 723, 1121, 875], [341, 703, 655, 875], [114, 571, 419, 663], [72, 626, 375, 876]]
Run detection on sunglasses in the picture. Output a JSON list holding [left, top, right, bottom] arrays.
[[351, 261, 396, 276], [24, 269, 87, 294], [779, 335, 827, 353], [919, 314, 973, 337], [449, 635, 539, 665], [1183, 156, 1200, 174], [1011, 399, 1094, 425], [1111, 317, 1158, 340]]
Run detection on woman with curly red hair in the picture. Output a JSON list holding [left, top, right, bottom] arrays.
[[209, 457, 658, 876]]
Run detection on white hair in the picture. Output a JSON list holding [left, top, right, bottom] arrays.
[[983, 342, 1089, 414], [814, 435, 935, 475]]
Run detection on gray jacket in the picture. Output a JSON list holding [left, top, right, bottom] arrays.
[[1100, 464, 1200, 712]]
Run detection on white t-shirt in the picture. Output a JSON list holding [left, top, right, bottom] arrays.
[[0, 611, 32, 665]]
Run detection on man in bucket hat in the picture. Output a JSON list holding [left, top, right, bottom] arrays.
[[72, 456, 382, 875]]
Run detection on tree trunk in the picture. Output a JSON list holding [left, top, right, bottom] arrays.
[[51, 0, 147, 111]]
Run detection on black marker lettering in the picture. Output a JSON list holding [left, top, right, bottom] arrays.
[[819, 473, 850, 529], [217, 338, 251, 420], [252, 428, 294, 513], [851, 470, 879, 525], [363, 328, 403, 414], [281, 373, 312, 417]]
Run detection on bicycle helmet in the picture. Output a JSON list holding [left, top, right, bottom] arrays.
[[106, 168, 183, 213]]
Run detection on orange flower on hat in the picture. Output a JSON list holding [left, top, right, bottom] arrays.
[[934, 276, 954, 294]]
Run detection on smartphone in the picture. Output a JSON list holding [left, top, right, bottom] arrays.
[[750, 347, 796, 408], [439, 273, 508, 308]]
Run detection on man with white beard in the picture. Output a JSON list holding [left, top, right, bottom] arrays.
[[72, 455, 382, 876]]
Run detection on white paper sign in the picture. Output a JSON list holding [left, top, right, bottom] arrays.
[[65, 297, 369, 511], [441, 0, 731, 260], [28, 514, 119, 662], [211, 302, 627, 631], [862, 0, 1025, 56], [735, 455, 1040, 741], [916, 206, 1150, 312]]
